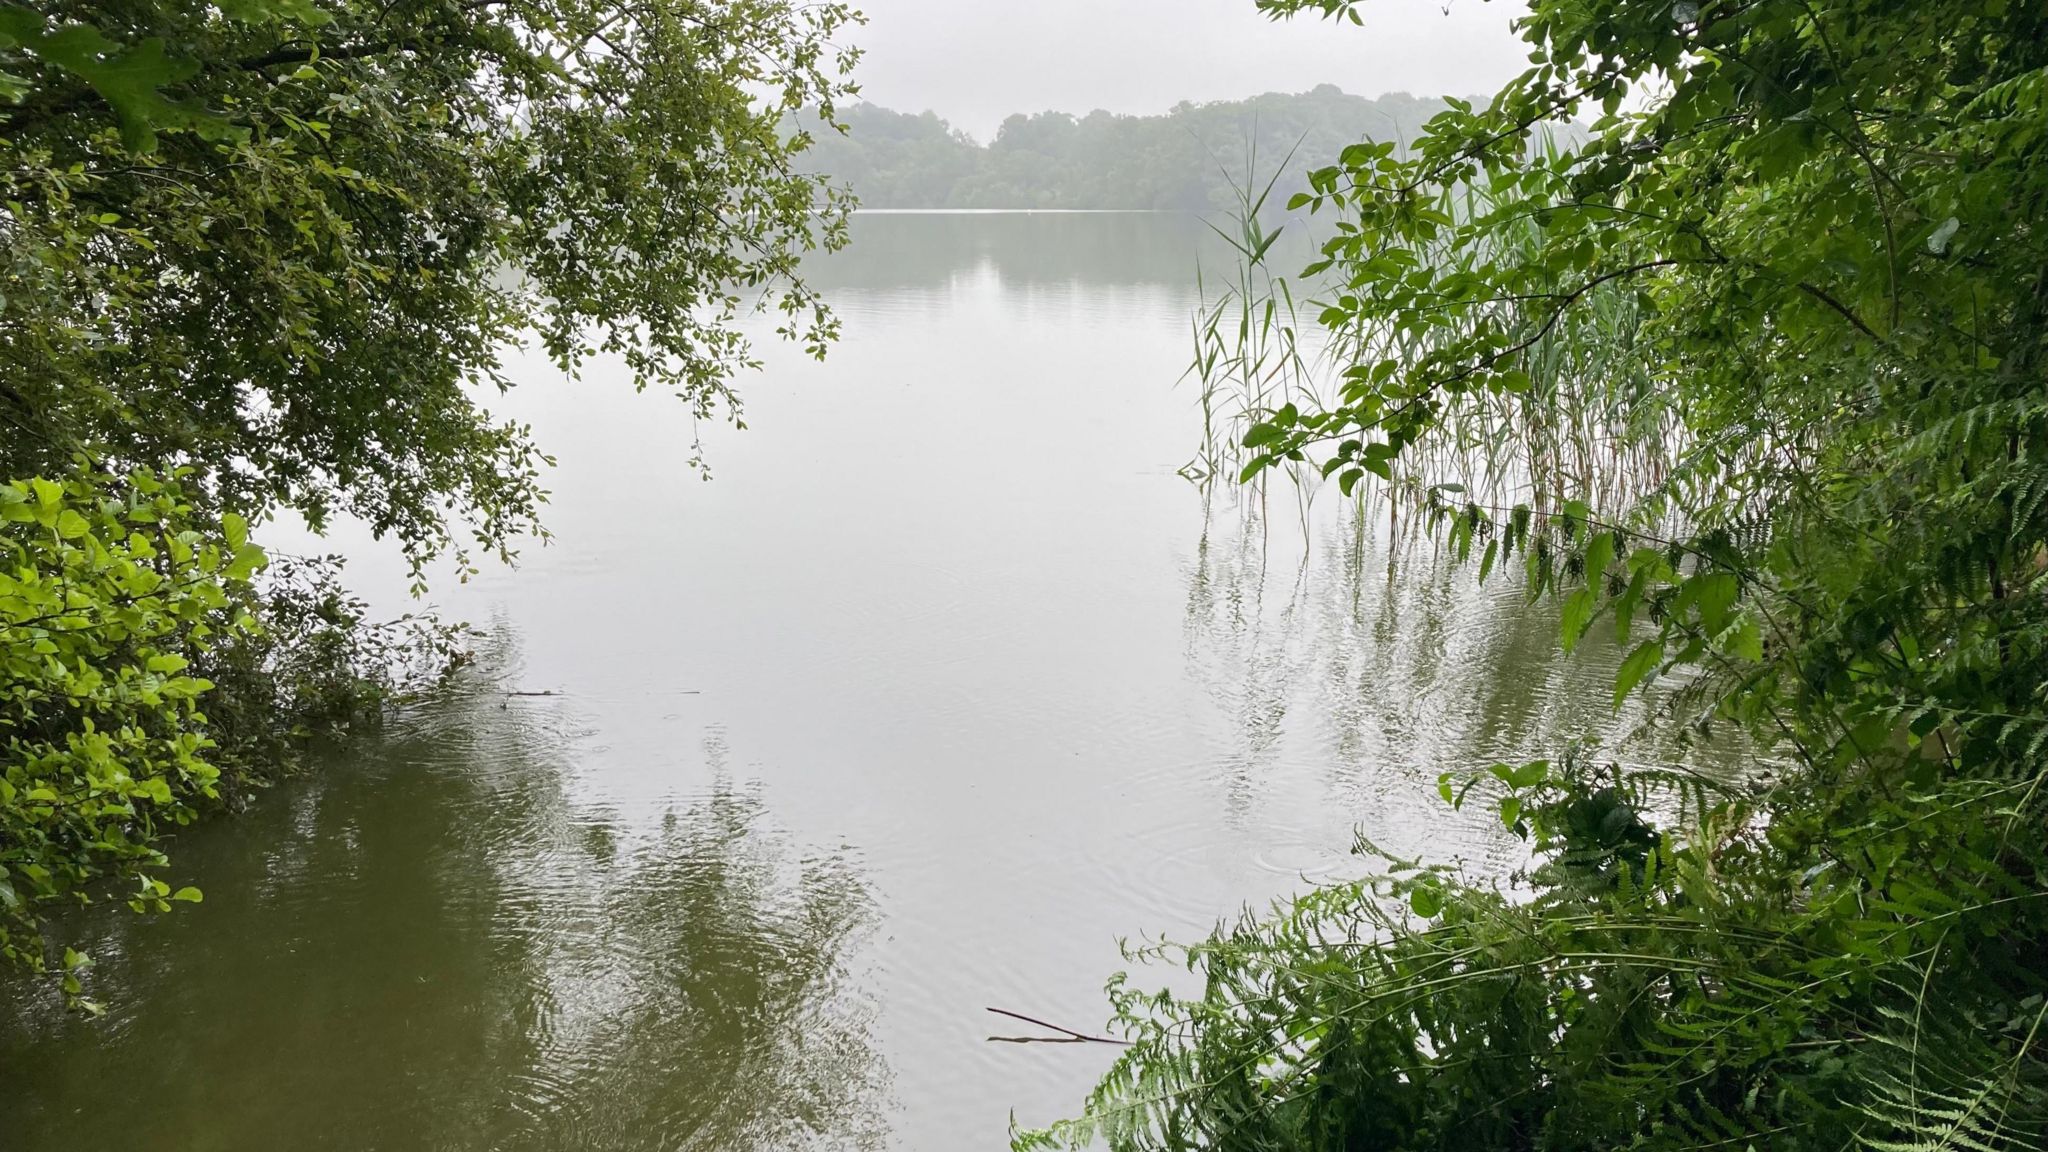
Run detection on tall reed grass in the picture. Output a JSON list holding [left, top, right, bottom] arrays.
[[1185, 143, 1689, 541]]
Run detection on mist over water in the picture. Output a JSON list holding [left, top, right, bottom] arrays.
[[1, 213, 1724, 1149]]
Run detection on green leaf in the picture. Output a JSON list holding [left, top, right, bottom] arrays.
[[224, 542, 268, 581], [1692, 571, 1739, 634], [171, 886, 203, 903], [1437, 772, 1478, 810], [1614, 639, 1664, 708], [1725, 616, 1764, 662], [1489, 760, 1549, 791], [1584, 530, 1615, 589], [1407, 882, 1443, 919], [1560, 587, 1598, 653], [1241, 422, 1283, 449]]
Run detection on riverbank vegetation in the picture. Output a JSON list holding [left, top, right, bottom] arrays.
[[0, 0, 859, 998], [798, 87, 1450, 211], [1030, 0, 2048, 1148]]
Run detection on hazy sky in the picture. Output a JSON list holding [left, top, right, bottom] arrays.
[[846, 0, 1533, 141]]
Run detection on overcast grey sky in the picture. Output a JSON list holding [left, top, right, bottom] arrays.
[[845, 0, 1533, 141]]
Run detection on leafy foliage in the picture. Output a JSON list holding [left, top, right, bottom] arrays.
[[0, 0, 863, 570], [1031, 753, 2048, 1151], [0, 468, 259, 999], [1, 0, 855, 994], [1031, 0, 2048, 1148], [194, 552, 473, 795]]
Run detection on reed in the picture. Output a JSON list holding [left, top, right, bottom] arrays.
[[1186, 141, 1692, 543]]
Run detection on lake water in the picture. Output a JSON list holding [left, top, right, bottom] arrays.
[[0, 213, 1702, 1150]]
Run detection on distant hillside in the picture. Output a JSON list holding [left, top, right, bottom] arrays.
[[797, 86, 1455, 211]]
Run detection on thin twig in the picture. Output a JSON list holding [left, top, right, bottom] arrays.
[[985, 1007, 1131, 1046]]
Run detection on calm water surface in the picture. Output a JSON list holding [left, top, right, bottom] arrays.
[[0, 213, 1707, 1149]]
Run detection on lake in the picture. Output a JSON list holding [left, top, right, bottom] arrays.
[[0, 212, 1702, 1150]]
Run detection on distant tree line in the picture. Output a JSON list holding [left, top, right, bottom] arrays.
[[799, 86, 1454, 210]]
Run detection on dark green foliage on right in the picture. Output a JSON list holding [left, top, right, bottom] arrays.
[[1029, 0, 2048, 1148]]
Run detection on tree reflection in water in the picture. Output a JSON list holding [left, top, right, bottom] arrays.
[[0, 637, 890, 1151]]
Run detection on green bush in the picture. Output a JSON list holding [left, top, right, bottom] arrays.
[[0, 467, 261, 997], [0, 465, 474, 1002]]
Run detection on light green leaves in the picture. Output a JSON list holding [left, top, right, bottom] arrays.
[[0, 468, 250, 995], [1487, 760, 1550, 791], [1437, 770, 1480, 810], [1406, 878, 1444, 919], [1583, 530, 1616, 589], [1241, 421, 1285, 449], [1724, 617, 1763, 663], [224, 542, 268, 582]]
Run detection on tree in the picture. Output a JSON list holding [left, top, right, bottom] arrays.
[[0, 0, 860, 991], [1, 0, 862, 567], [1030, 0, 2048, 1148]]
